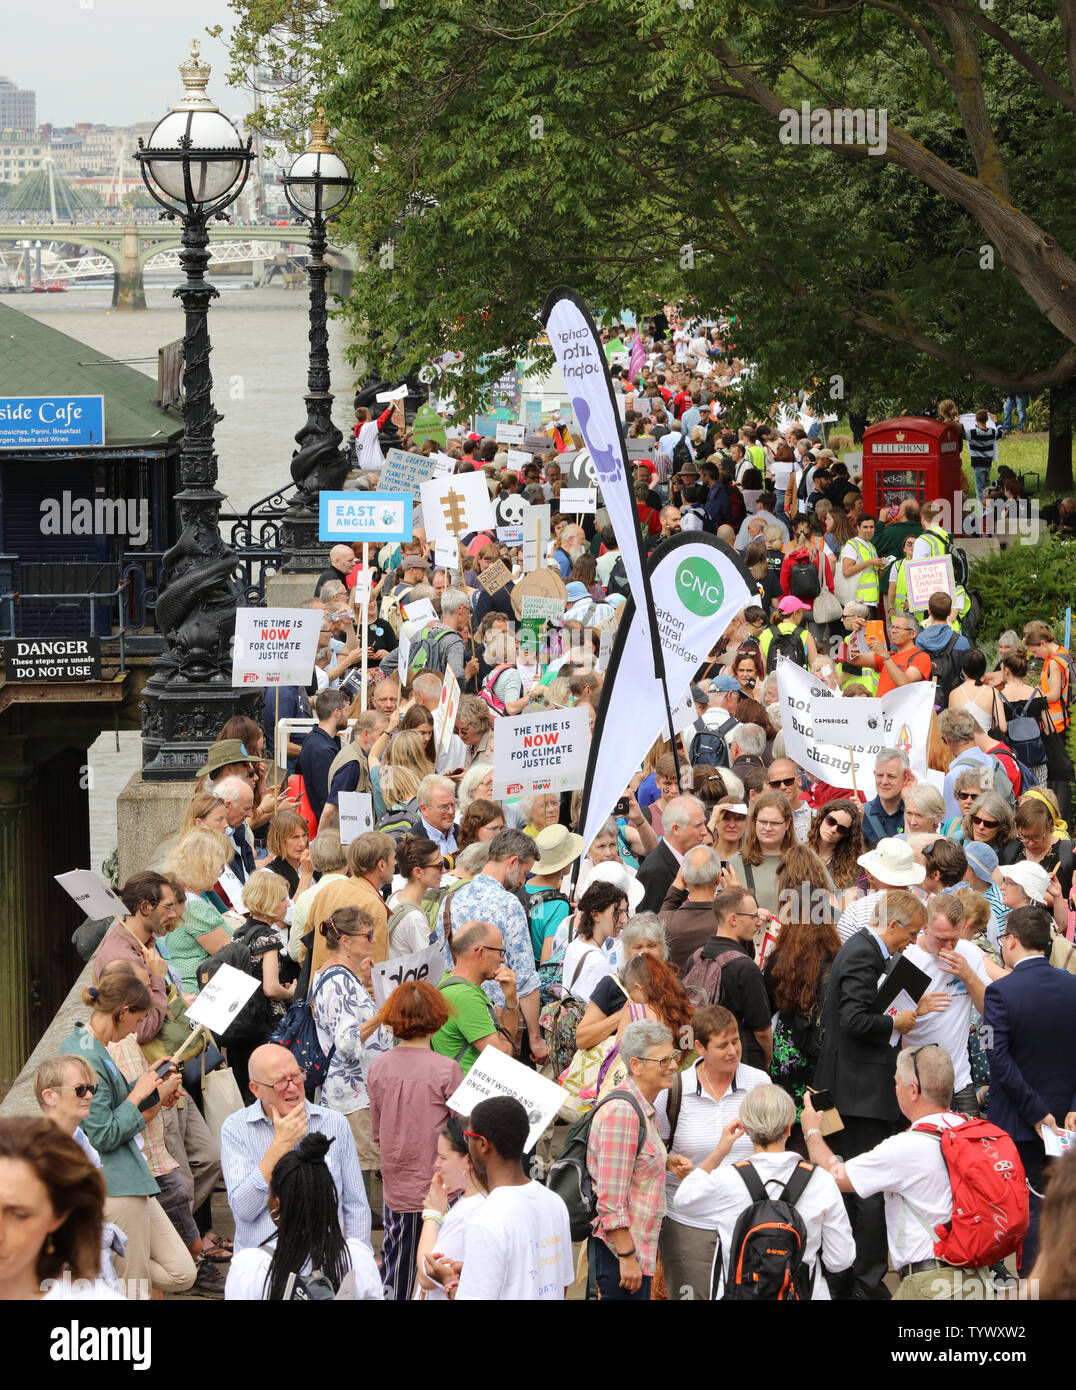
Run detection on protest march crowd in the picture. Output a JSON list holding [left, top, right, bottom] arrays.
[[5, 310, 1076, 1310]]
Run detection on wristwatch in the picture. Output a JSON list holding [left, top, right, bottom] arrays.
[[502, 1001, 519, 1011]]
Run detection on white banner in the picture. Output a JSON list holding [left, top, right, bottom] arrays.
[[493, 706, 591, 800], [185, 963, 260, 1034], [420, 472, 496, 545], [541, 289, 659, 684], [560, 487, 597, 514], [776, 658, 934, 790], [338, 791, 375, 846], [447, 1045, 569, 1150], [371, 941, 445, 1007], [580, 534, 754, 851], [232, 608, 322, 688]]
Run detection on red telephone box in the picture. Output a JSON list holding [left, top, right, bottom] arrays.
[[862, 416, 964, 514]]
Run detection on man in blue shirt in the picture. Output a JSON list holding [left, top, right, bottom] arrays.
[[220, 1043, 371, 1253], [861, 747, 913, 845], [298, 688, 349, 823]]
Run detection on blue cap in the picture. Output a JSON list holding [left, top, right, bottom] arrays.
[[963, 841, 998, 882], [565, 581, 589, 601], [709, 673, 740, 693]]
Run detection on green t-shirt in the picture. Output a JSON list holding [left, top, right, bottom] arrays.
[[432, 973, 502, 1075]]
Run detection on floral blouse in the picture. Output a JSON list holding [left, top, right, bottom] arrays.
[[311, 966, 392, 1115]]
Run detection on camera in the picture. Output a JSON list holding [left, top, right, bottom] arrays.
[[744, 677, 756, 689], [614, 796, 631, 817]]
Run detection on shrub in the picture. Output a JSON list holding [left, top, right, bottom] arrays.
[[970, 537, 1076, 641]]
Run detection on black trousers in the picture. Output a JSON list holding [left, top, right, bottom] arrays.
[[1015, 1139, 1047, 1277], [827, 1113, 899, 1300]]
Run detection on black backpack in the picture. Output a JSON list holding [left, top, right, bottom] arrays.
[[788, 558, 820, 601], [545, 1089, 647, 1242], [689, 717, 731, 769], [764, 625, 807, 672], [927, 630, 964, 706], [719, 1159, 817, 1301], [672, 437, 694, 470]]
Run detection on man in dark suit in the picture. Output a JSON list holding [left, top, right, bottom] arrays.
[[636, 794, 711, 914], [983, 905, 1076, 1274], [812, 889, 928, 1298]]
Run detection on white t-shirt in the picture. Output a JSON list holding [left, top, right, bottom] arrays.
[[672, 1153, 854, 1299], [844, 1112, 964, 1268], [595, 549, 622, 586], [454, 1181, 574, 1300], [225, 1237, 383, 1300], [415, 1191, 486, 1301], [900, 942, 991, 1092], [356, 420, 384, 473], [385, 892, 433, 956], [771, 461, 795, 499], [560, 940, 612, 1003]]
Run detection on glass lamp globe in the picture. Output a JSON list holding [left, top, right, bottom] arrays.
[[286, 148, 351, 212], [145, 41, 244, 205]]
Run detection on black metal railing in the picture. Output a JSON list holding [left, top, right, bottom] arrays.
[[0, 582, 130, 669]]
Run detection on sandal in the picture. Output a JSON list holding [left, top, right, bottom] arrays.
[[201, 1234, 233, 1263]]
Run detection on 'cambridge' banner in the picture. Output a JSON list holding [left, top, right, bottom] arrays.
[[776, 658, 935, 791], [579, 534, 754, 852], [540, 288, 663, 684]]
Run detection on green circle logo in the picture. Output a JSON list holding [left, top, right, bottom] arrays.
[[676, 556, 724, 616]]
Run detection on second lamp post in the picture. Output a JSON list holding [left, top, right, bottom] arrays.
[[279, 111, 355, 571]]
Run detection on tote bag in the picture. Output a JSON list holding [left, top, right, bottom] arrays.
[[201, 1053, 245, 1142]]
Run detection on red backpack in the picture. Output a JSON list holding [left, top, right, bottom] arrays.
[[907, 1118, 1028, 1267], [478, 664, 513, 716]]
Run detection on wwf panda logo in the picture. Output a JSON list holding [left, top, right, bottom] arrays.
[[496, 494, 527, 528], [565, 449, 598, 489]]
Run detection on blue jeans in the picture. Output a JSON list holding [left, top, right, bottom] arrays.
[[972, 465, 991, 501], [588, 1237, 652, 1301], [1003, 396, 1027, 431]]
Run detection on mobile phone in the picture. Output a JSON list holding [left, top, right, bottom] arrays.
[[808, 1086, 834, 1112], [614, 796, 631, 817], [137, 1089, 161, 1113], [154, 1059, 177, 1080]]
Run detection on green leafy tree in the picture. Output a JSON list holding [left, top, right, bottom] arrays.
[[216, 0, 1076, 481]]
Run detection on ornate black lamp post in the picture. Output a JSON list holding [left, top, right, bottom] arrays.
[[135, 42, 257, 779], [278, 111, 355, 571]]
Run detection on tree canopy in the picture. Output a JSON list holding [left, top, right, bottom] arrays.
[[216, 0, 1076, 436]]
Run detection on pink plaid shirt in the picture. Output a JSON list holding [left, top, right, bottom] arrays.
[[107, 1034, 178, 1179], [586, 1075, 668, 1275]]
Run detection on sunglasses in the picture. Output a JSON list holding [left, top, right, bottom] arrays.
[[956, 790, 979, 801], [907, 1044, 934, 1091], [768, 776, 797, 789], [972, 816, 999, 829], [823, 814, 852, 837], [56, 1083, 97, 1098]]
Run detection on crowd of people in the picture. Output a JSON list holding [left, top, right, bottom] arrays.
[[3, 315, 1076, 1308]]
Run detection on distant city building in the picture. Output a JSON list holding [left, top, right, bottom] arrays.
[[0, 78, 35, 131], [0, 132, 49, 184]]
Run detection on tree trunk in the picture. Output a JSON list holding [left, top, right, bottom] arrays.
[[1046, 377, 1076, 495]]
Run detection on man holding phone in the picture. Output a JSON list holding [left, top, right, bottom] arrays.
[[862, 612, 932, 697]]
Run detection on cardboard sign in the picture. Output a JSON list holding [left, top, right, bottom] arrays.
[[520, 594, 565, 625], [319, 491, 413, 544], [506, 449, 532, 468], [447, 1046, 569, 1149], [185, 963, 261, 1034], [433, 665, 461, 751], [381, 447, 438, 498], [54, 869, 126, 920], [597, 627, 615, 671], [420, 472, 497, 544], [371, 941, 446, 1008], [559, 487, 597, 514], [232, 608, 322, 688], [476, 559, 513, 595], [492, 705, 591, 799], [906, 555, 955, 608], [511, 566, 567, 620], [495, 422, 525, 446], [338, 791, 375, 846]]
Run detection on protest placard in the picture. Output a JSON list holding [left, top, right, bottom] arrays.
[[371, 941, 446, 1008], [338, 791, 375, 846], [375, 384, 409, 403], [497, 525, 523, 546], [318, 492, 413, 544], [411, 402, 447, 448], [54, 869, 126, 921], [812, 698, 888, 747], [511, 566, 567, 620], [476, 559, 513, 595], [520, 594, 565, 626], [232, 608, 322, 688], [520, 501, 551, 571], [381, 447, 438, 498], [431, 451, 457, 478], [495, 422, 525, 446], [402, 597, 437, 626], [185, 963, 261, 1034], [559, 487, 597, 514], [433, 666, 461, 753], [493, 705, 590, 799], [446, 1046, 569, 1150], [506, 449, 532, 468], [420, 473, 496, 546], [905, 555, 955, 609]]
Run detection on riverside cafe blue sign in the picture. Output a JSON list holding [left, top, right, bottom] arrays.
[[0, 396, 105, 449]]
